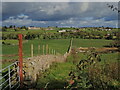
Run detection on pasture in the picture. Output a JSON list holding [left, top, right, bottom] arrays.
[[2, 39, 116, 66], [36, 52, 119, 89], [2, 39, 113, 56], [73, 39, 113, 48], [1, 38, 119, 89]]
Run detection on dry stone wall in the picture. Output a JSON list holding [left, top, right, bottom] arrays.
[[22, 39, 73, 88], [23, 55, 65, 87]]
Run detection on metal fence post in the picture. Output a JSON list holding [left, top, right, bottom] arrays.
[[18, 34, 23, 88]]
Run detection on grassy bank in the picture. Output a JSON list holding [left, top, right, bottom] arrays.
[[36, 52, 119, 89]]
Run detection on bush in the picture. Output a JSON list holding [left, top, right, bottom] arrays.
[[66, 51, 119, 89], [88, 62, 119, 89]]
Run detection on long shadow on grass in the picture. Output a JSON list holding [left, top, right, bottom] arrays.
[[36, 80, 67, 89]]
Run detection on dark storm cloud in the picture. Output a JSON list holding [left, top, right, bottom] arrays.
[[2, 2, 118, 27], [2, 2, 36, 20]]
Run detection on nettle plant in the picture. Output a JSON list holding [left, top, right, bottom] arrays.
[[65, 51, 101, 89]]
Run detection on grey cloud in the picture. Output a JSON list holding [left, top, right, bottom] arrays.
[[2, 2, 118, 27]]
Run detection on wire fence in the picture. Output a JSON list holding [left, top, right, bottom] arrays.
[[2, 44, 60, 61], [28, 44, 60, 57]]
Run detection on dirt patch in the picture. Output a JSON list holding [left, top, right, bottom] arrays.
[[78, 47, 118, 53]]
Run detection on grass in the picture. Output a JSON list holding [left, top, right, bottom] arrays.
[[36, 62, 75, 89], [100, 52, 119, 64], [1, 38, 119, 88], [2, 39, 70, 60], [22, 39, 70, 56], [2, 29, 58, 35], [67, 52, 119, 65], [2, 62, 13, 68], [2, 39, 70, 68], [1, 38, 116, 68], [36, 52, 119, 89], [73, 39, 113, 48], [1, 40, 18, 45], [2, 45, 18, 55], [2, 39, 113, 57]]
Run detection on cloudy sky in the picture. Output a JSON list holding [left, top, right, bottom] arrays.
[[2, 2, 118, 27]]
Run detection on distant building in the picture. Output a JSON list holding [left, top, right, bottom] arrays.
[[28, 26, 40, 30], [46, 28, 54, 30], [58, 30, 66, 32]]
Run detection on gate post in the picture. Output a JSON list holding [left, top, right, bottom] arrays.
[[18, 34, 23, 88]]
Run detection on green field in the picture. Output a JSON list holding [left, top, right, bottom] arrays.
[[73, 39, 113, 48], [36, 52, 119, 89], [2, 39, 113, 56], [2, 39, 70, 68], [2, 39, 70, 55], [1, 40, 18, 45], [1, 38, 119, 89], [1, 29, 58, 35], [2, 39, 115, 65], [36, 62, 76, 89]]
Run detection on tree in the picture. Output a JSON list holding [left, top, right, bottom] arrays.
[[2, 26, 8, 31], [9, 25, 13, 28], [13, 25, 16, 29]]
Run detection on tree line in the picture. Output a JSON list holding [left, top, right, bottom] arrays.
[[2, 30, 118, 40], [2, 25, 28, 31]]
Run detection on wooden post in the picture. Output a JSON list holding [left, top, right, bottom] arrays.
[[43, 45, 44, 55], [52, 49, 54, 55], [31, 44, 33, 57], [18, 34, 23, 88], [38, 45, 40, 55], [49, 48, 50, 54], [46, 44, 48, 55], [54, 50, 56, 55], [69, 38, 73, 53]]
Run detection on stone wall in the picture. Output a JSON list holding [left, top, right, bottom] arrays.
[[23, 55, 65, 87], [22, 39, 73, 88]]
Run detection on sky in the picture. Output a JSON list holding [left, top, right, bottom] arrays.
[[1, 2, 119, 27]]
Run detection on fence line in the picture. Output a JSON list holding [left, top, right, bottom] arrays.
[[46, 44, 48, 55], [43, 45, 45, 55], [38, 45, 40, 55], [31, 44, 33, 57], [30, 44, 59, 57]]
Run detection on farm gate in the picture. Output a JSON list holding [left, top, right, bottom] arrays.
[[0, 61, 20, 90], [0, 34, 23, 90]]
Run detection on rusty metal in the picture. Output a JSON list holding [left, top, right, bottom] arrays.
[[18, 34, 23, 88]]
